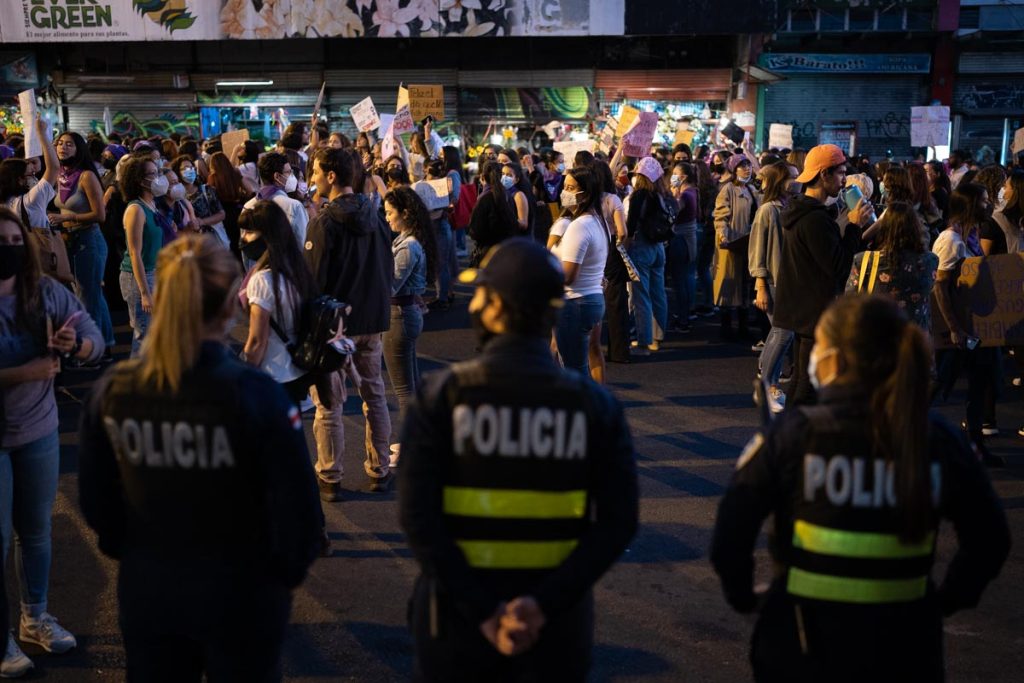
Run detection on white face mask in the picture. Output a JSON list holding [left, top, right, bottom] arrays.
[[808, 345, 838, 390], [24, 176, 38, 189], [297, 181, 309, 197], [168, 183, 186, 201], [670, 175, 683, 188], [148, 174, 169, 197], [282, 173, 298, 193], [560, 189, 579, 208], [997, 187, 1007, 210]]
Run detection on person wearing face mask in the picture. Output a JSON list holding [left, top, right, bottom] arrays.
[[467, 161, 519, 267], [234, 139, 262, 196], [712, 155, 759, 341], [0, 206, 104, 678], [541, 150, 566, 204], [78, 234, 321, 682], [501, 163, 531, 234], [402, 236, 638, 682], [773, 144, 875, 408], [119, 157, 165, 356], [624, 157, 672, 356], [711, 292, 1009, 683], [243, 152, 308, 252], [174, 155, 228, 246], [51, 131, 116, 353], [668, 161, 699, 333], [155, 167, 198, 241], [0, 116, 59, 233]]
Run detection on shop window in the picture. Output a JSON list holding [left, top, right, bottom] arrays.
[[877, 8, 905, 31], [849, 8, 875, 31]]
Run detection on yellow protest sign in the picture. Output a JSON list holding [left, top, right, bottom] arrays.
[[615, 106, 640, 138]]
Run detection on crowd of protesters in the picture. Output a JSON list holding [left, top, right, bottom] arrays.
[[0, 107, 1021, 677]]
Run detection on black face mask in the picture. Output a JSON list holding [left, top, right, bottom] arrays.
[[711, 163, 725, 175], [469, 307, 496, 348], [102, 157, 117, 170], [239, 237, 267, 262], [0, 244, 28, 280]]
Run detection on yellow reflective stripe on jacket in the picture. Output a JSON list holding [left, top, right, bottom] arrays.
[[456, 540, 579, 569], [793, 520, 934, 559], [443, 487, 587, 519], [787, 567, 927, 604]]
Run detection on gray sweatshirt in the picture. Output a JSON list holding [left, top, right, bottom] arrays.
[[748, 199, 785, 285]]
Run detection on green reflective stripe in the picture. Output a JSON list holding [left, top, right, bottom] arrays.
[[793, 520, 934, 559], [443, 487, 587, 519], [787, 567, 927, 604], [456, 540, 578, 569]]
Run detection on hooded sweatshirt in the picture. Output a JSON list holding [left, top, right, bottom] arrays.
[[773, 194, 862, 337], [303, 193, 393, 336]]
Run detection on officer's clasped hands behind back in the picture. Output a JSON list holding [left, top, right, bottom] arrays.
[[711, 293, 1010, 683]]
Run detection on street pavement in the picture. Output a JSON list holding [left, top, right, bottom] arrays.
[[10, 288, 1024, 682]]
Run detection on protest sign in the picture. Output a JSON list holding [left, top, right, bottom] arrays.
[[312, 82, 326, 122], [931, 254, 1024, 348], [220, 128, 250, 159], [1013, 127, 1024, 155], [378, 113, 395, 134], [768, 123, 794, 150], [408, 84, 445, 121], [615, 106, 640, 138], [394, 85, 416, 134], [673, 122, 695, 147], [381, 122, 398, 161], [18, 89, 40, 158], [720, 120, 745, 145], [554, 139, 597, 162], [598, 121, 615, 154], [350, 97, 381, 133], [413, 179, 450, 210], [620, 112, 658, 157], [910, 106, 950, 147]]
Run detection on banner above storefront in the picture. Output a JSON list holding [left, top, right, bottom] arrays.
[[758, 53, 931, 74], [0, 0, 624, 43]]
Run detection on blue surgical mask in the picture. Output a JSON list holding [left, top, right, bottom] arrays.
[[181, 168, 197, 184], [501, 176, 515, 190], [556, 163, 566, 173], [670, 175, 682, 188]]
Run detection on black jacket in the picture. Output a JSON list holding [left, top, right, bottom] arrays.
[[399, 335, 638, 627], [710, 384, 1010, 679], [467, 189, 517, 264], [304, 193, 393, 336], [773, 194, 862, 337], [78, 342, 322, 589]]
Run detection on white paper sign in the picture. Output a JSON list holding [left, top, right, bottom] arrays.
[[378, 113, 395, 134], [768, 123, 794, 150], [1013, 127, 1024, 155], [620, 111, 659, 157], [350, 97, 381, 133], [381, 124, 398, 161], [394, 85, 416, 135], [553, 139, 597, 162], [18, 90, 40, 158], [413, 179, 450, 210], [910, 106, 950, 147]]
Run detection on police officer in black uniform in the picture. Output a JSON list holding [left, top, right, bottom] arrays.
[[399, 237, 639, 682], [711, 293, 1010, 683], [78, 235, 322, 682]]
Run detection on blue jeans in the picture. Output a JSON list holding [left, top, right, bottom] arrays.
[[760, 288, 794, 387], [629, 237, 668, 347], [556, 293, 605, 375], [70, 226, 115, 347], [383, 304, 424, 435], [434, 218, 453, 300], [120, 269, 156, 357], [668, 226, 697, 324], [0, 430, 60, 612]]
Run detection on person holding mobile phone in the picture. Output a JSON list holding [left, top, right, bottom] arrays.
[[0, 206, 104, 677]]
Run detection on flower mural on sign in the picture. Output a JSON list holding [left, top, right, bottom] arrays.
[[134, 0, 197, 33]]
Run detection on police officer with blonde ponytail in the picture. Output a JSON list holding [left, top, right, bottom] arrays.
[[711, 293, 1010, 682], [78, 234, 322, 682]]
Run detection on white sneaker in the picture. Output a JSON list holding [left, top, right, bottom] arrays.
[[1, 633, 33, 679], [19, 613, 76, 654], [768, 387, 786, 414], [389, 443, 401, 468]]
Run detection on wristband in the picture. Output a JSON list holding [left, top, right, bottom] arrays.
[[62, 336, 83, 360]]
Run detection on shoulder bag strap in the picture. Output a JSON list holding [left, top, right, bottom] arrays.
[[866, 250, 882, 295], [857, 251, 871, 292]]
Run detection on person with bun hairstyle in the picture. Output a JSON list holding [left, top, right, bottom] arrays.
[[712, 293, 1010, 682], [79, 234, 321, 681]]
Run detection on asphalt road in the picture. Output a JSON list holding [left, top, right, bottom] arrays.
[[8, 290, 1024, 682]]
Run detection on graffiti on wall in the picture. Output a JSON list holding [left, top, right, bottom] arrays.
[[89, 110, 200, 139], [955, 84, 1024, 112], [863, 112, 910, 139]]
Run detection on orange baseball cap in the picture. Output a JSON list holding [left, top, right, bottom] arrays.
[[795, 144, 847, 184]]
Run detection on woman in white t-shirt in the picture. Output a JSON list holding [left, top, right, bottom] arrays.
[[0, 115, 59, 229], [553, 166, 609, 376], [238, 200, 318, 405]]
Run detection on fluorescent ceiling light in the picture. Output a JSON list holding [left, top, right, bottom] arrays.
[[77, 75, 135, 83], [215, 80, 274, 87]]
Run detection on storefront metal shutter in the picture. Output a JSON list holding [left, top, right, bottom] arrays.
[[595, 69, 732, 103], [761, 74, 927, 159], [953, 76, 1024, 163], [63, 88, 198, 138], [457, 70, 594, 88]]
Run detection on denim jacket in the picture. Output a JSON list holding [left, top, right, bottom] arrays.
[[392, 232, 426, 297]]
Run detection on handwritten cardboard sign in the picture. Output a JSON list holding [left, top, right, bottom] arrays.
[[931, 253, 1024, 348], [910, 106, 950, 147], [413, 178, 450, 211], [673, 122, 694, 147], [221, 128, 250, 159], [553, 139, 597, 162], [18, 89, 40, 158], [768, 123, 794, 150], [407, 84, 445, 121], [615, 106, 640, 138], [350, 97, 381, 133], [620, 111, 659, 157]]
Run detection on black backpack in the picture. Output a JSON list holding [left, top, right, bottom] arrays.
[[640, 193, 677, 243], [270, 295, 354, 374]]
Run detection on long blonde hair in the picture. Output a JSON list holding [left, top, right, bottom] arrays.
[[139, 234, 240, 394]]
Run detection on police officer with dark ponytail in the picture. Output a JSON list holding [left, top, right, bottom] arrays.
[[400, 237, 638, 681], [78, 235, 322, 682], [711, 293, 1010, 683]]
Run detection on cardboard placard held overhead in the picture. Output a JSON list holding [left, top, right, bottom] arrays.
[[930, 254, 1024, 348], [394, 85, 416, 134], [407, 84, 445, 121], [910, 106, 950, 147], [553, 139, 597, 162], [221, 128, 250, 159], [768, 123, 794, 150], [350, 97, 381, 133], [413, 178, 450, 211], [18, 89, 40, 158], [673, 122, 694, 147], [615, 106, 640, 138], [620, 111, 659, 157], [1013, 127, 1024, 155]]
